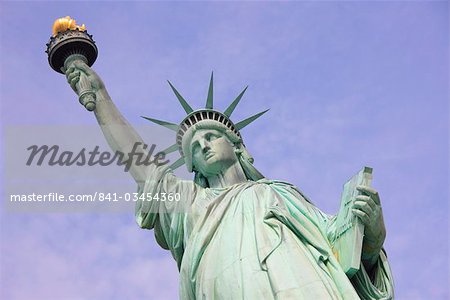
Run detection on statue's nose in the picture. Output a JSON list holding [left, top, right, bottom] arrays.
[[200, 140, 211, 153]]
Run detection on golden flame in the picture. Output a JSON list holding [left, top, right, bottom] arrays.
[[52, 16, 86, 37]]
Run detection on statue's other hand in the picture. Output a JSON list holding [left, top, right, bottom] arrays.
[[65, 61, 105, 94], [352, 186, 386, 253]]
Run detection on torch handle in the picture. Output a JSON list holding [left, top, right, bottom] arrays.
[[76, 73, 96, 111], [64, 55, 96, 111]]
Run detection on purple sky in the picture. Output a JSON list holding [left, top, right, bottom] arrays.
[[1, 1, 448, 299]]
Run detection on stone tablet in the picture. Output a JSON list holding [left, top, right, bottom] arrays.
[[332, 166, 373, 277]]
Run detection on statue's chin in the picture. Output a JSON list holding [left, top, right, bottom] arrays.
[[199, 161, 225, 177]]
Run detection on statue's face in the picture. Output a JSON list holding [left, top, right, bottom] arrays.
[[191, 129, 237, 177]]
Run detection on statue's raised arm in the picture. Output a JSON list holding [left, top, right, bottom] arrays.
[[45, 17, 154, 188], [65, 61, 151, 188]]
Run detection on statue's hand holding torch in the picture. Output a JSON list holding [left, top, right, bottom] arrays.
[[65, 61, 104, 102], [46, 16, 99, 111]]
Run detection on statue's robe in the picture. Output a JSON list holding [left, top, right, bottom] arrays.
[[136, 167, 394, 299]]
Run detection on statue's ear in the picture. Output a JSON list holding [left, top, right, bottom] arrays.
[[234, 144, 243, 155], [233, 141, 243, 151]]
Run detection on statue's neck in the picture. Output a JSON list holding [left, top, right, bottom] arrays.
[[206, 161, 247, 188]]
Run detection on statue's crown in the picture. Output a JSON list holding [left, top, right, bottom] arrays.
[[142, 73, 268, 171]]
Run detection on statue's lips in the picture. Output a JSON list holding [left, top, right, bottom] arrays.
[[205, 151, 215, 160]]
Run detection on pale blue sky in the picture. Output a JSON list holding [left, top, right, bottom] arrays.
[[1, 1, 448, 299]]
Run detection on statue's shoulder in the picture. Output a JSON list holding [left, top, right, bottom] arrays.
[[255, 178, 313, 204], [256, 178, 295, 188]]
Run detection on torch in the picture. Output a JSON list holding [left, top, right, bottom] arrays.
[[45, 16, 98, 111]]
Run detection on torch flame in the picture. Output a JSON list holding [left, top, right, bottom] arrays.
[[52, 16, 86, 37]]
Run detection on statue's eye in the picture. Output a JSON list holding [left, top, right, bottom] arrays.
[[206, 133, 218, 141]]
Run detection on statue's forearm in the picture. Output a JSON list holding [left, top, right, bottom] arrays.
[[93, 88, 149, 186], [94, 89, 143, 145]]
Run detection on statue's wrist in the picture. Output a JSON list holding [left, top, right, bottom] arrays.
[[364, 229, 385, 247], [362, 238, 382, 259], [96, 88, 111, 102]]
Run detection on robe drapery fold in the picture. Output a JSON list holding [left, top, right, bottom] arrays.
[[136, 167, 394, 299]]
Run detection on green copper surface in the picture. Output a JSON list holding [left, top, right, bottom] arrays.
[[141, 116, 178, 131], [168, 81, 194, 114], [205, 73, 214, 109], [224, 86, 247, 117], [59, 59, 394, 299], [235, 109, 270, 130]]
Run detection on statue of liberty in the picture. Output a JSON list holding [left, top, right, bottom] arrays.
[[64, 60, 394, 299]]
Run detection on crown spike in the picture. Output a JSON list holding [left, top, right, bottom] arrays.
[[141, 116, 178, 131], [224, 86, 248, 117], [235, 109, 269, 130], [161, 143, 179, 155], [205, 72, 214, 109], [170, 156, 185, 170], [167, 81, 194, 114]]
